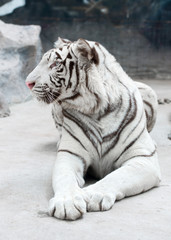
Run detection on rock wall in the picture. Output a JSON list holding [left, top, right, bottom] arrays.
[[0, 92, 10, 117], [0, 20, 42, 105], [0, 0, 10, 7], [41, 21, 171, 80]]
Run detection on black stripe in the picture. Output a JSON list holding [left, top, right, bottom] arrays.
[[66, 61, 74, 90], [63, 110, 102, 142], [55, 51, 62, 59], [103, 82, 132, 141], [52, 112, 62, 127], [70, 47, 78, 59], [63, 124, 87, 151], [63, 110, 102, 157], [49, 75, 59, 88], [56, 67, 64, 73], [50, 75, 65, 88], [55, 77, 65, 88], [92, 93, 101, 113], [54, 122, 62, 127], [98, 95, 123, 121], [95, 44, 113, 75], [85, 70, 89, 88], [63, 92, 81, 101], [73, 61, 79, 92], [67, 52, 72, 59], [63, 50, 74, 67], [103, 94, 137, 157], [114, 126, 146, 163], [47, 52, 52, 61], [62, 39, 71, 44], [33, 89, 44, 93], [84, 70, 101, 112], [123, 109, 144, 143], [91, 46, 99, 65], [127, 148, 157, 161], [58, 149, 87, 174], [143, 100, 154, 114], [103, 94, 132, 142], [138, 87, 146, 90]]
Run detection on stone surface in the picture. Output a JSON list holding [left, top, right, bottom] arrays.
[[0, 91, 10, 117], [0, 20, 42, 104], [0, 80, 171, 239], [0, 0, 10, 7]]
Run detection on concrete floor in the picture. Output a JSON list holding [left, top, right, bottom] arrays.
[[0, 80, 171, 240]]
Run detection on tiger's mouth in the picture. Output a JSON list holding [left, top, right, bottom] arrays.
[[32, 84, 60, 104]]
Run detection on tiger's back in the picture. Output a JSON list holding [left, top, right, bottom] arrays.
[[135, 81, 157, 132]]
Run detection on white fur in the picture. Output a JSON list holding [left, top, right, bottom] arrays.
[[26, 38, 161, 220]]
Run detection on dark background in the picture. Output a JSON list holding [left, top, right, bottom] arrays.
[[1, 0, 171, 79]]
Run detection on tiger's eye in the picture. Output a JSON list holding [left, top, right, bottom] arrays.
[[50, 61, 61, 69]]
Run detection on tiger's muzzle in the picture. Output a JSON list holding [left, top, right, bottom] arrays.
[[26, 81, 60, 104]]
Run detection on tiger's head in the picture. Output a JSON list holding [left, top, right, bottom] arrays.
[[26, 37, 118, 113]]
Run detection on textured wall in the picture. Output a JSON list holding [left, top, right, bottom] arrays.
[[0, 20, 42, 105]]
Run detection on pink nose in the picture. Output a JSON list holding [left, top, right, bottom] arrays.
[[26, 82, 35, 90]]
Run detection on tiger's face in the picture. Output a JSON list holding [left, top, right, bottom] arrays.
[[26, 37, 100, 104]]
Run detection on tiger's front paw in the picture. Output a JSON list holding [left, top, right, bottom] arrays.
[[84, 188, 116, 212], [48, 189, 88, 220]]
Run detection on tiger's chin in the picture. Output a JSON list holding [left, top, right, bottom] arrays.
[[32, 88, 60, 105], [36, 96, 54, 104], [32, 92, 59, 105]]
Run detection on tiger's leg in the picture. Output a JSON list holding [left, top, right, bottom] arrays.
[[84, 153, 161, 212], [48, 151, 89, 220]]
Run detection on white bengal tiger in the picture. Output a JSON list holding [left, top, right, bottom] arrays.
[[26, 37, 161, 220]]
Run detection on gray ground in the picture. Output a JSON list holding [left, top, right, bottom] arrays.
[[0, 80, 171, 240]]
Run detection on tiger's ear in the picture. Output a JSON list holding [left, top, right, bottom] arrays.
[[76, 38, 92, 60], [75, 38, 99, 65], [54, 37, 71, 48]]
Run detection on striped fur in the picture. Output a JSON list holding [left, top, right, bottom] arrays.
[[26, 38, 161, 220]]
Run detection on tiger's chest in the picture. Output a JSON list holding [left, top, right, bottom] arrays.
[[62, 104, 136, 158], [61, 91, 144, 178]]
